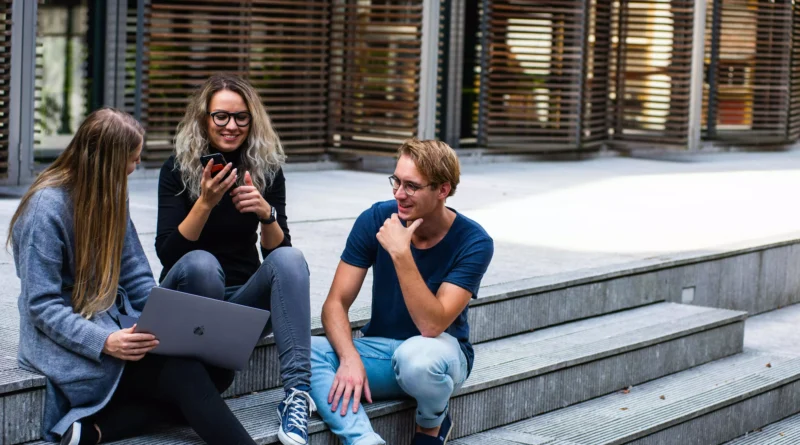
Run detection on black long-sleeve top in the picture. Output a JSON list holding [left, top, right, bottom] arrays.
[[155, 152, 291, 287]]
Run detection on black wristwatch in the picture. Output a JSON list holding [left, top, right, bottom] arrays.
[[259, 206, 277, 225]]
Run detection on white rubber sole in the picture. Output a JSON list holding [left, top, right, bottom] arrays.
[[61, 422, 81, 445], [276, 407, 307, 445]]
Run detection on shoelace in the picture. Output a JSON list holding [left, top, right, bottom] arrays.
[[283, 389, 317, 434]]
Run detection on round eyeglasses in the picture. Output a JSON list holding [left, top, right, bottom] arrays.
[[388, 175, 433, 196], [208, 111, 252, 127]]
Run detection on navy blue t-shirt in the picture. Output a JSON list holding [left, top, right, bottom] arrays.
[[341, 200, 494, 374]]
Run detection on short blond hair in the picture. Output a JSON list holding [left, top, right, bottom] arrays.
[[397, 138, 460, 197]]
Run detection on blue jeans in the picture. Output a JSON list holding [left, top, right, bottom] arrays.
[[309, 334, 468, 445], [160, 248, 311, 391]]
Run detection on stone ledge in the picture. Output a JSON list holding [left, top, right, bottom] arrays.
[[16, 303, 743, 445], [451, 351, 800, 445]]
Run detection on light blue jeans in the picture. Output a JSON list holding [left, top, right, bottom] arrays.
[[309, 334, 468, 445]]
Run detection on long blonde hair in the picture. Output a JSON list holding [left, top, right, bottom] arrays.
[[8, 108, 144, 318], [173, 74, 285, 200]]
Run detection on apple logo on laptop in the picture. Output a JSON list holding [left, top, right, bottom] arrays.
[[193, 326, 205, 336]]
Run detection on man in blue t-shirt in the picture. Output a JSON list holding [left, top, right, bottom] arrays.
[[309, 139, 494, 445]]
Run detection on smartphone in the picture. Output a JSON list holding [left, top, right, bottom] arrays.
[[200, 153, 227, 175]]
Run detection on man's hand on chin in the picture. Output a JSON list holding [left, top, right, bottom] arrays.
[[376, 213, 423, 259]]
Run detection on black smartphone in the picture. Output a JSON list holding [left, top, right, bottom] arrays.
[[200, 153, 227, 175]]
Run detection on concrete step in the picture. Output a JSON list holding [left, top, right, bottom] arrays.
[[4, 234, 799, 444], [17, 303, 744, 445], [724, 413, 800, 444], [450, 349, 800, 445], [0, 265, 676, 444]]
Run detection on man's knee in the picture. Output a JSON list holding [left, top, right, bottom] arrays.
[[392, 337, 448, 383], [392, 334, 460, 396]]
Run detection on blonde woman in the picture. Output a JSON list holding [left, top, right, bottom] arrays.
[[9, 109, 257, 445], [155, 74, 313, 445]]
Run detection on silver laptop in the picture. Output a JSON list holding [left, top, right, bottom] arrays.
[[122, 287, 270, 370]]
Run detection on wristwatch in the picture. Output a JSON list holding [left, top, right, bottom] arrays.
[[259, 206, 277, 225]]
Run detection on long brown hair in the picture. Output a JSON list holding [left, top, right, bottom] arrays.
[[174, 74, 285, 201], [8, 108, 144, 318]]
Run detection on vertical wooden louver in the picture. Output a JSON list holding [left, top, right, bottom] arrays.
[[482, 1, 587, 152], [704, 0, 794, 144], [789, 2, 800, 140], [327, 0, 423, 154], [750, 2, 792, 139], [610, 0, 694, 147], [0, 0, 10, 178], [142, 0, 329, 165]]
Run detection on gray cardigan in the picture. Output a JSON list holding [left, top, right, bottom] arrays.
[[12, 187, 155, 442]]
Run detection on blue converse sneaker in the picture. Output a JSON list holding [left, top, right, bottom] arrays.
[[411, 413, 453, 445], [277, 387, 317, 445]]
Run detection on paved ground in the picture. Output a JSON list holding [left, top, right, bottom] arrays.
[[744, 302, 800, 357], [1, 149, 800, 316]]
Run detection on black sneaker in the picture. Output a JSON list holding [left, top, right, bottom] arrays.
[[411, 413, 453, 445], [60, 421, 82, 445]]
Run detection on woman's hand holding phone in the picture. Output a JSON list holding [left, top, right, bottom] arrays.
[[230, 171, 270, 219], [199, 159, 238, 208], [103, 325, 159, 361]]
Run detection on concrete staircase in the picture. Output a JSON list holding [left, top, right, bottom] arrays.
[[2, 242, 799, 444], [724, 413, 800, 444], [450, 351, 800, 445], [449, 303, 800, 445], [74, 303, 742, 445], [6, 297, 747, 444]]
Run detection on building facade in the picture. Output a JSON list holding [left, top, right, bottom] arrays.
[[1, 0, 799, 185]]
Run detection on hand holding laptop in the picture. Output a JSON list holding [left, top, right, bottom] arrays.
[[103, 325, 159, 361], [119, 287, 270, 370]]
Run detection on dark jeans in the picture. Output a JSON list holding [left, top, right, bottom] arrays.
[[160, 247, 312, 390], [91, 354, 254, 445]]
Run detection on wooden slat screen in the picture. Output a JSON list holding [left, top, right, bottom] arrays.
[[142, 0, 329, 165], [481, 1, 586, 152], [582, 0, 612, 147], [0, 0, 10, 177], [790, 2, 800, 140], [704, 0, 793, 144], [609, 0, 694, 147], [327, 0, 423, 155], [750, 2, 792, 140]]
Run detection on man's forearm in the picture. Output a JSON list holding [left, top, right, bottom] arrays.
[[322, 300, 360, 361], [392, 251, 447, 336]]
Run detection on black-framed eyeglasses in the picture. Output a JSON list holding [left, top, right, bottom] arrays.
[[208, 111, 252, 127], [388, 175, 434, 196]]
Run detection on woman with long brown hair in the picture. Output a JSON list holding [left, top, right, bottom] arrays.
[[156, 74, 313, 445], [10, 108, 257, 445]]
